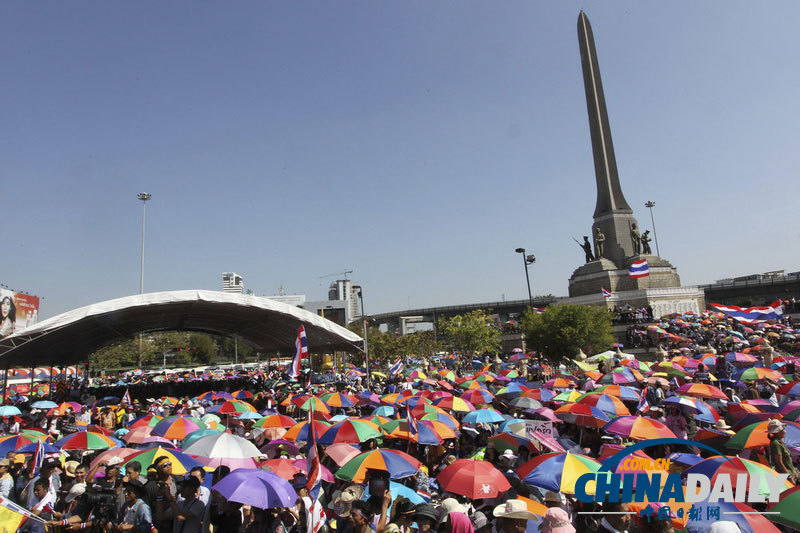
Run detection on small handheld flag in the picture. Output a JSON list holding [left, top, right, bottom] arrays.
[[389, 358, 404, 377], [28, 440, 44, 476], [406, 403, 418, 438], [629, 259, 649, 279], [288, 325, 308, 379], [305, 409, 323, 501], [121, 388, 132, 405], [637, 394, 650, 414], [601, 288, 612, 298]]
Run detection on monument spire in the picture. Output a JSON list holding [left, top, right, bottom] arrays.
[[577, 11, 632, 218]]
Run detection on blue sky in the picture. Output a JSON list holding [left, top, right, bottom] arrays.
[[3, 2, 799, 319]]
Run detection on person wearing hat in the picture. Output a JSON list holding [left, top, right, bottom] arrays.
[[413, 503, 439, 533], [768, 418, 798, 482], [118, 479, 154, 532], [0, 459, 12, 499], [381, 496, 416, 533], [349, 500, 375, 533], [492, 499, 540, 533], [713, 419, 734, 434], [470, 511, 491, 533], [541, 508, 575, 533]]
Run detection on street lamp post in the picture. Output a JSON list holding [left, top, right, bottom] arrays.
[[515, 248, 536, 308], [137, 193, 151, 366], [352, 286, 369, 388], [644, 201, 660, 257]]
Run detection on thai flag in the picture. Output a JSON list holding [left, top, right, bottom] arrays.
[[534, 308, 546, 314], [288, 325, 308, 379], [406, 403, 418, 438], [629, 259, 649, 279], [305, 409, 322, 501], [29, 439, 44, 475], [710, 301, 784, 324], [637, 394, 650, 414], [601, 288, 612, 298], [389, 358, 404, 377], [121, 388, 132, 405]]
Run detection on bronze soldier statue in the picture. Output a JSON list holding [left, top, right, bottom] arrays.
[[641, 230, 652, 254], [594, 227, 605, 259], [630, 222, 641, 256], [580, 236, 595, 263]]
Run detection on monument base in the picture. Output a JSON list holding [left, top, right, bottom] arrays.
[[563, 286, 705, 317], [568, 255, 681, 297]]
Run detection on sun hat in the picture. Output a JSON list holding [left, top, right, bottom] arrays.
[[64, 460, 81, 477], [544, 491, 561, 504], [414, 503, 439, 522], [437, 498, 466, 525], [767, 419, 786, 435], [13, 454, 25, 465], [0, 459, 10, 468], [470, 511, 488, 530], [500, 449, 518, 460], [541, 508, 575, 533], [714, 419, 732, 431], [492, 499, 539, 521]]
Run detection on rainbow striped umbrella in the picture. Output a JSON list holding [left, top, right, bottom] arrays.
[[726, 420, 800, 450], [603, 416, 677, 441], [318, 419, 382, 445], [432, 396, 475, 412], [598, 368, 642, 385], [737, 367, 783, 382], [683, 501, 779, 533], [297, 397, 329, 413], [254, 414, 296, 429], [496, 383, 529, 398], [0, 435, 39, 456], [725, 352, 758, 364], [152, 416, 207, 440], [407, 370, 427, 380], [283, 420, 332, 443], [593, 385, 641, 401], [335, 449, 421, 482], [55, 431, 117, 450], [196, 391, 234, 402], [231, 390, 253, 400], [552, 390, 583, 403], [321, 392, 355, 408], [676, 383, 728, 400], [396, 395, 432, 408], [130, 415, 163, 429], [488, 432, 538, 454], [517, 452, 601, 494], [123, 446, 203, 476], [460, 389, 494, 405], [382, 419, 451, 445], [522, 389, 556, 402], [545, 377, 577, 388], [211, 400, 257, 415], [576, 393, 630, 417], [555, 403, 611, 428], [419, 410, 459, 430], [778, 381, 800, 398], [684, 456, 793, 497]]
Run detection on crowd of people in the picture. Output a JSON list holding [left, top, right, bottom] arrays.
[[0, 309, 797, 532]]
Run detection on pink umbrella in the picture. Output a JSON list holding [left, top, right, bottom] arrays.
[[293, 458, 334, 482], [89, 448, 138, 471], [141, 436, 175, 446], [324, 443, 360, 466], [122, 426, 153, 445], [529, 407, 559, 423]]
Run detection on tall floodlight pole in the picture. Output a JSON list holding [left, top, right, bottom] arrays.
[[644, 201, 660, 257], [515, 248, 536, 308], [137, 193, 151, 366], [353, 286, 369, 388]]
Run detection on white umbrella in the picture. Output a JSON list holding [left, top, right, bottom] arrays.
[[182, 432, 262, 458]]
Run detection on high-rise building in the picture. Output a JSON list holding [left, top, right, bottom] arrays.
[[328, 279, 360, 320], [222, 272, 244, 293]]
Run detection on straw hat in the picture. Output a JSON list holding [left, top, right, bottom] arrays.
[[713, 419, 732, 431], [767, 419, 786, 435], [492, 499, 539, 521], [64, 460, 81, 478]]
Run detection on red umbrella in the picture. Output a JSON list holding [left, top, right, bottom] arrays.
[[436, 459, 510, 498]]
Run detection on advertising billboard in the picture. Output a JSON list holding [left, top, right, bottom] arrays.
[[0, 288, 40, 338]]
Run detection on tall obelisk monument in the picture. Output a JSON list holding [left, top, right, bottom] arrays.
[[568, 11, 683, 299], [577, 11, 637, 264]]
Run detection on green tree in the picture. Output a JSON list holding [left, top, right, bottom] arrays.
[[189, 334, 217, 364], [520, 304, 613, 360], [438, 310, 501, 356]]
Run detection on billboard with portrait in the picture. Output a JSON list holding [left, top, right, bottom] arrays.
[[0, 289, 40, 338]]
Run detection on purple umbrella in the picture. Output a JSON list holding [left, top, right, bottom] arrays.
[[212, 468, 297, 509], [260, 440, 301, 457]]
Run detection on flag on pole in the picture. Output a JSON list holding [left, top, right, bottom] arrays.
[[637, 394, 650, 414], [389, 358, 404, 377], [601, 288, 612, 298], [28, 439, 44, 476], [288, 325, 308, 380], [305, 409, 323, 501], [629, 259, 650, 279], [406, 403, 418, 439], [709, 301, 784, 324], [122, 388, 132, 405]]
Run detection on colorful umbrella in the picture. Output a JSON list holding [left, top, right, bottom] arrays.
[[151, 416, 207, 440], [321, 392, 355, 408], [254, 414, 296, 429], [183, 432, 261, 459], [737, 367, 783, 381], [282, 420, 332, 443], [684, 456, 793, 497], [437, 459, 510, 498], [593, 385, 641, 401], [335, 449, 421, 482], [577, 393, 630, 417], [767, 485, 800, 530], [55, 431, 116, 450], [488, 433, 539, 454], [432, 397, 475, 412], [460, 389, 494, 405], [517, 452, 601, 494], [123, 446, 203, 476], [555, 403, 611, 428], [676, 383, 728, 400], [682, 501, 779, 533], [318, 419, 382, 445], [462, 408, 505, 424], [603, 416, 677, 441], [726, 420, 800, 450], [130, 414, 163, 429], [210, 400, 258, 415]]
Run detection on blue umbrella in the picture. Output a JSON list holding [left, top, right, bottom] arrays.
[[30, 401, 58, 409], [212, 468, 297, 509], [237, 412, 262, 420], [373, 406, 395, 417], [0, 406, 21, 416], [463, 409, 505, 424]]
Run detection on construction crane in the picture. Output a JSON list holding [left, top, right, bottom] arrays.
[[318, 269, 353, 281]]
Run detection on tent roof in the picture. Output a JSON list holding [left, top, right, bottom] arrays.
[[0, 290, 362, 368]]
